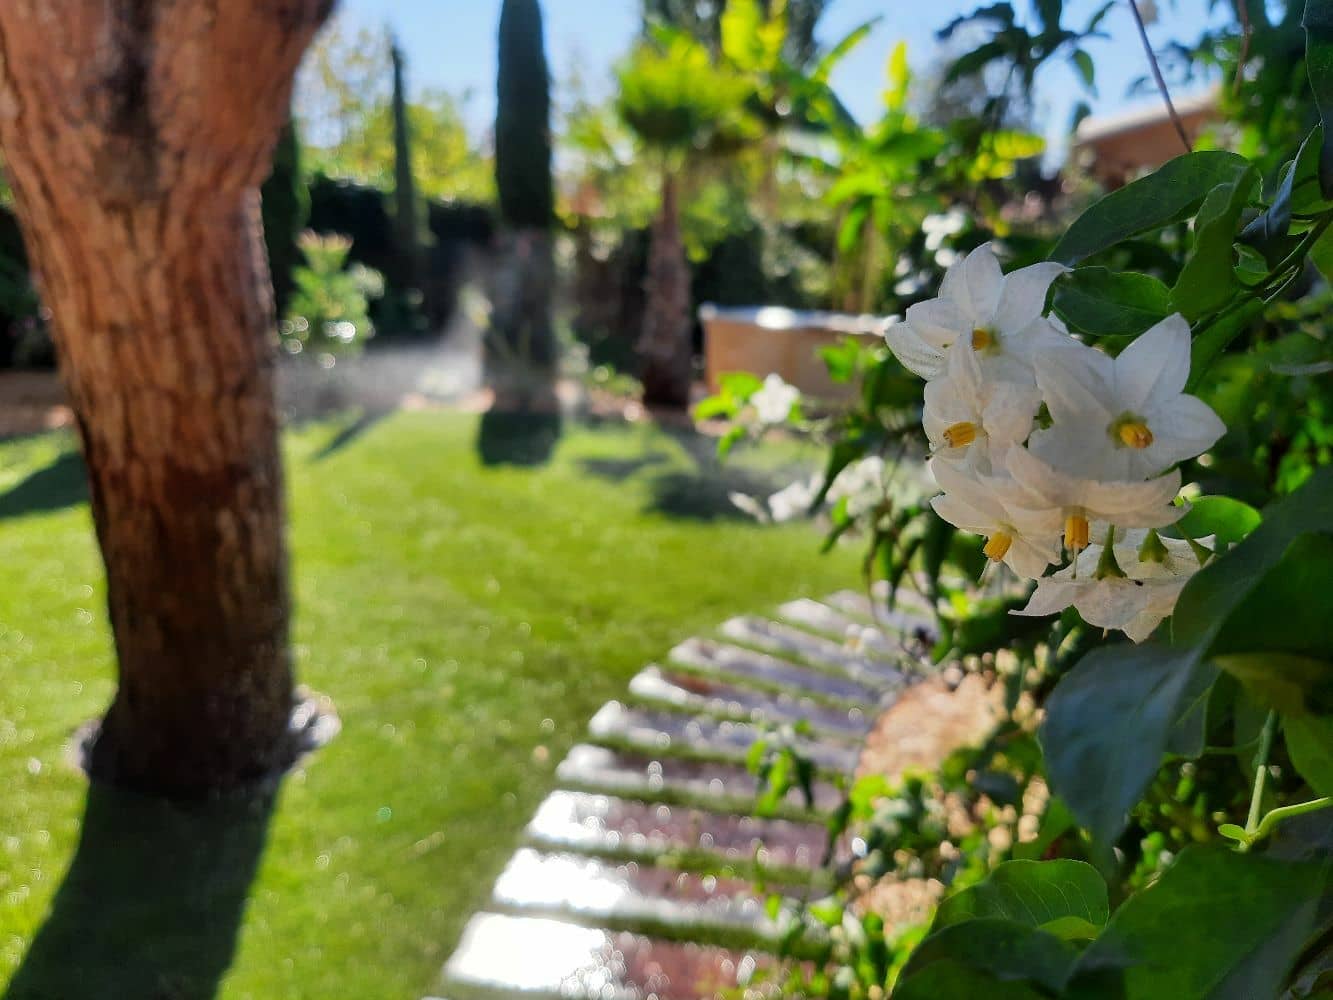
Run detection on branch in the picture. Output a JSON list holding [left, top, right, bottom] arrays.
[[1128, 0, 1192, 154]]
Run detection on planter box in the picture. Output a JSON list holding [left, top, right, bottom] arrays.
[[700, 305, 889, 403]]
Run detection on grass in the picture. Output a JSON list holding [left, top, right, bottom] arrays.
[[0, 409, 859, 1000]]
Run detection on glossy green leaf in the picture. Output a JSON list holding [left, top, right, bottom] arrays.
[[1169, 496, 1262, 546], [1171, 168, 1259, 321], [933, 859, 1108, 930], [1068, 846, 1333, 999], [1304, 1, 1333, 198], [900, 920, 1079, 993], [1286, 713, 1333, 795], [1040, 644, 1217, 846], [1052, 267, 1172, 337], [1050, 151, 1251, 265], [892, 959, 1049, 1000]]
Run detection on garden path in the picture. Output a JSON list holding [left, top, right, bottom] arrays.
[[429, 587, 955, 999]]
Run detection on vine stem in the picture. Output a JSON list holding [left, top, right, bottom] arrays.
[[1128, 0, 1192, 154], [1251, 796, 1333, 845], [1244, 710, 1278, 836]]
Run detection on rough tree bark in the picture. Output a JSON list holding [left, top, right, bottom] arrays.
[[638, 173, 694, 408], [0, 0, 333, 795]]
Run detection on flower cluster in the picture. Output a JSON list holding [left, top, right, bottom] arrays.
[[886, 244, 1226, 641]]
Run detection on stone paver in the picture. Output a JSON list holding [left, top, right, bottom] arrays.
[[588, 701, 861, 774], [628, 664, 871, 740], [492, 848, 783, 938], [440, 912, 774, 999], [434, 594, 928, 999], [556, 744, 842, 814], [669, 636, 885, 705], [526, 790, 828, 874]]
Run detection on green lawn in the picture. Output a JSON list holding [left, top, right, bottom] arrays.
[[0, 409, 858, 1000]]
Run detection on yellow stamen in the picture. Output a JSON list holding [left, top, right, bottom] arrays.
[[983, 531, 1013, 562], [942, 421, 978, 448], [971, 327, 993, 350], [1117, 420, 1154, 449], [1064, 514, 1090, 555]]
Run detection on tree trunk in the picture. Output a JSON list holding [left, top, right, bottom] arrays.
[[0, 0, 332, 795], [638, 173, 694, 408]]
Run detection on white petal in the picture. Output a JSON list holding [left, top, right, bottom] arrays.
[[957, 243, 1004, 321], [905, 298, 971, 350], [1113, 314, 1191, 410], [1082, 468, 1182, 524], [1137, 394, 1227, 473], [1034, 341, 1114, 425], [982, 381, 1042, 446], [1014, 578, 1081, 617], [992, 261, 1067, 334], [1073, 579, 1154, 631], [930, 457, 1007, 523], [1005, 444, 1078, 507], [1006, 536, 1059, 578], [1028, 423, 1115, 481], [886, 323, 947, 380], [931, 491, 995, 536]]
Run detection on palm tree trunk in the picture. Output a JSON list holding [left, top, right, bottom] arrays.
[[638, 172, 694, 408]]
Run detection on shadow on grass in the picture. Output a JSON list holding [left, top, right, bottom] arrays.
[[577, 452, 670, 482], [4, 782, 275, 1000], [0, 450, 87, 520], [476, 409, 563, 467], [310, 408, 391, 463]]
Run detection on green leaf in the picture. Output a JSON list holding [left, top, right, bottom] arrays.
[[1067, 846, 1333, 999], [893, 959, 1049, 1000], [1212, 653, 1333, 717], [1187, 296, 1268, 391], [1286, 714, 1333, 794], [1052, 267, 1173, 337], [1070, 48, 1096, 94], [900, 920, 1079, 993], [933, 859, 1108, 931], [1040, 644, 1217, 846], [1169, 496, 1262, 546], [1303, 1, 1333, 198], [1194, 532, 1333, 663], [1171, 168, 1259, 321], [1050, 151, 1251, 265], [1038, 915, 1102, 941]]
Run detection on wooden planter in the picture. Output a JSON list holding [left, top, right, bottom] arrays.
[[700, 305, 889, 403]]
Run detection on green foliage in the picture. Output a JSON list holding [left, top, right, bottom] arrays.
[[615, 34, 758, 156], [1052, 268, 1173, 339], [1049, 152, 1252, 266], [296, 18, 493, 201], [496, 0, 553, 229], [283, 232, 384, 360]]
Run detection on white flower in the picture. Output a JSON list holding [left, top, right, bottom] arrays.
[[1004, 444, 1184, 555], [768, 477, 819, 522], [1013, 528, 1206, 641], [885, 243, 1067, 381], [1030, 315, 1226, 480], [922, 209, 967, 252], [929, 458, 1061, 578], [750, 374, 800, 426], [828, 456, 887, 520], [924, 339, 1042, 471]]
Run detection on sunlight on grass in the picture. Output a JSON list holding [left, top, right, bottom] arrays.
[[0, 410, 857, 999]]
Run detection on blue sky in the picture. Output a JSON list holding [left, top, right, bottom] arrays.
[[331, 0, 1220, 163]]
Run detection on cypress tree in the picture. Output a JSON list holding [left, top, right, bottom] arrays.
[[390, 39, 422, 292], [495, 0, 553, 230], [487, 0, 557, 404]]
